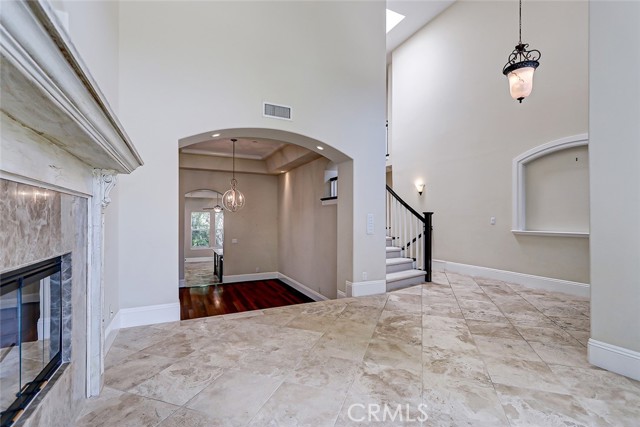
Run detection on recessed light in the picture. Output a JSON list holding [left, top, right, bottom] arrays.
[[316, 146, 324, 150], [211, 133, 220, 138], [386, 9, 405, 34], [280, 170, 286, 174]]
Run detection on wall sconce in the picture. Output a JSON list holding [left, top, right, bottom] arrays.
[[415, 182, 425, 196]]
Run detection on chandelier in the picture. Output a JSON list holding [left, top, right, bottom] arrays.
[[222, 139, 245, 212], [502, 0, 541, 103], [213, 192, 223, 213]]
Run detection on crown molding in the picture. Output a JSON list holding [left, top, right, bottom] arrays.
[[0, 0, 143, 174]]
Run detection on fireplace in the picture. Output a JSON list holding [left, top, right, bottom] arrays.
[[0, 256, 67, 426], [0, 2, 142, 426]]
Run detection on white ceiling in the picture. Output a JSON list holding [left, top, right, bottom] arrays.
[[386, 0, 456, 57], [181, 137, 286, 160]]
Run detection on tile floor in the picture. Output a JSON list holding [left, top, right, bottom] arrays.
[[183, 261, 220, 288], [75, 272, 640, 426]]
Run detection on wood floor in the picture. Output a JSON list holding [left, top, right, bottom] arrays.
[[179, 279, 314, 320]]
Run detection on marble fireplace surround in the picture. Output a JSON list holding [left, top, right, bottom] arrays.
[[0, 0, 143, 423]]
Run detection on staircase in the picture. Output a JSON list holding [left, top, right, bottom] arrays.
[[386, 236, 425, 291], [385, 185, 433, 291]]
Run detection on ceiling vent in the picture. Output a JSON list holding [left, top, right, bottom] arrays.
[[263, 102, 292, 120]]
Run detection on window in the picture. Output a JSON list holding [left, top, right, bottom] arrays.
[[214, 212, 224, 248], [191, 211, 210, 248]]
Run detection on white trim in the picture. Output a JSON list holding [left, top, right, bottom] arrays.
[[185, 256, 214, 263], [512, 134, 589, 233], [104, 311, 121, 356], [277, 273, 328, 302], [223, 272, 278, 283], [512, 230, 589, 238], [321, 198, 338, 206], [119, 303, 180, 329], [346, 279, 386, 297], [337, 290, 347, 299], [432, 259, 590, 298], [588, 339, 640, 381], [0, 170, 91, 198]]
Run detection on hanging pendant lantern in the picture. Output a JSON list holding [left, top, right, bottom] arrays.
[[502, 0, 541, 103], [222, 139, 245, 212], [213, 192, 223, 213]]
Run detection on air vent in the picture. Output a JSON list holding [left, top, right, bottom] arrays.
[[263, 102, 292, 120]]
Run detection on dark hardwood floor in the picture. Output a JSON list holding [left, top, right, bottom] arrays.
[[179, 279, 314, 320]]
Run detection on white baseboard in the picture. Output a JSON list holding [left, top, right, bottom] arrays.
[[433, 259, 590, 298], [223, 272, 278, 283], [119, 302, 180, 328], [346, 279, 386, 297], [185, 257, 214, 263], [588, 339, 640, 381], [337, 290, 346, 299], [277, 273, 328, 302], [104, 310, 121, 355]]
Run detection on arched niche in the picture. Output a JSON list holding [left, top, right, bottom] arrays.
[[512, 134, 589, 237]]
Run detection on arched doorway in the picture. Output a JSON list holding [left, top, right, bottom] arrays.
[[181, 189, 224, 287], [178, 128, 355, 305]]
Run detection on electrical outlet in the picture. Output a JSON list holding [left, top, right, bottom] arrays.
[[232, 238, 238, 244], [362, 271, 368, 280], [490, 217, 496, 225], [255, 267, 260, 273]]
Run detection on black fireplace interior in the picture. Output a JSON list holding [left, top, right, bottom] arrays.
[[0, 256, 63, 427]]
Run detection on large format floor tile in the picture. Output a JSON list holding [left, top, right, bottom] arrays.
[[76, 272, 640, 426]]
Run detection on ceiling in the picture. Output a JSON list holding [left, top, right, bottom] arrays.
[[179, 2, 457, 160], [181, 137, 286, 160], [386, 0, 456, 57]]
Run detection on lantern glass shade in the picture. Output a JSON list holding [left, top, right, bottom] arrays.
[[507, 66, 536, 102], [222, 179, 245, 212]]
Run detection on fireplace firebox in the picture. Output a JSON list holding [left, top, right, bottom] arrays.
[[0, 256, 64, 426]]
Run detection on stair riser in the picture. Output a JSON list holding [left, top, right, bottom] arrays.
[[386, 262, 414, 274], [386, 251, 402, 259], [386, 275, 425, 292]]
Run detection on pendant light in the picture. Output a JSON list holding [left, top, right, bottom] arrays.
[[502, 0, 541, 103], [213, 192, 223, 213], [222, 139, 245, 212]]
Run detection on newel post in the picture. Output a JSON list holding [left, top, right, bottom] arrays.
[[423, 212, 433, 282]]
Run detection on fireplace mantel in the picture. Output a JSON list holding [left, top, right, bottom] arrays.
[[0, 0, 144, 419], [0, 0, 143, 174]]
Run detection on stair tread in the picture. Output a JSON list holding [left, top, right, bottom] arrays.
[[385, 247, 401, 252], [386, 269, 425, 282], [385, 257, 413, 265]]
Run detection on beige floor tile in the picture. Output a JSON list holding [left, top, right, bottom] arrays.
[[128, 357, 224, 406], [422, 327, 476, 353], [75, 387, 178, 427], [248, 382, 346, 427], [350, 361, 422, 405], [495, 384, 593, 427], [423, 347, 492, 387], [74, 273, 638, 427], [423, 377, 510, 427], [473, 336, 542, 362], [104, 352, 177, 391], [185, 369, 283, 427], [467, 321, 522, 339], [483, 358, 568, 394], [287, 352, 360, 394], [528, 341, 591, 368]]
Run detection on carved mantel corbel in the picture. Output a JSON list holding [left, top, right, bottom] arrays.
[[93, 169, 118, 209]]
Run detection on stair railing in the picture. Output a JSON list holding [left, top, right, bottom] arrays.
[[386, 185, 433, 282]]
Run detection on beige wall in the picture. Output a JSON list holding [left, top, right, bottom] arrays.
[[589, 1, 640, 357], [391, 0, 589, 283], [117, 1, 385, 309], [525, 146, 589, 232], [179, 169, 278, 280], [279, 158, 338, 299]]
